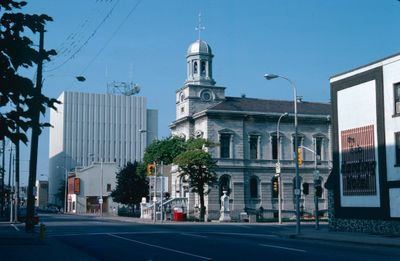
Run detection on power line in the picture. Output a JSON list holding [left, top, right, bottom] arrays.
[[81, 0, 143, 74], [45, 0, 121, 72], [46, 1, 114, 66]]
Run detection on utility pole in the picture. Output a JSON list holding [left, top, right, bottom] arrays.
[[26, 29, 44, 232], [15, 103, 20, 222], [1, 139, 5, 217]]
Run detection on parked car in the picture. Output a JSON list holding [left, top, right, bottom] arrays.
[[18, 207, 39, 225]]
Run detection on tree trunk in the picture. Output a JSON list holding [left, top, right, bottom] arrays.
[[199, 189, 205, 222]]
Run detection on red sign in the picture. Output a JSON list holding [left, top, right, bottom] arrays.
[[340, 125, 376, 196], [74, 178, 80, 194]]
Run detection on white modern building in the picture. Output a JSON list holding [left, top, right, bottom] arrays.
[[48, 92, 158, 205], [330, 52, 400, 234], [169, 39, 332, 221], [67, 162, 119, 215]]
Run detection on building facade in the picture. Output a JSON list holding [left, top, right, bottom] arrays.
[[170, 39, 332, 221], [48, 92, 158, 205], [67, 162, 118, 215], [330, 53, 400, 234]]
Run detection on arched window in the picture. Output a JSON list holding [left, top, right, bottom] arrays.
[[250, 176, 258, 198], [193, 61, 198, 74], [219, 175, 231, 197], [200, 61, 206, 76]]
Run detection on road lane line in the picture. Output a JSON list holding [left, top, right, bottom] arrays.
[[214, 232, 276, 238], [108, 233, 212, 260], [259, 243, 307, 253], [181, 233, 208, 238], [11, 224, 20, 231]]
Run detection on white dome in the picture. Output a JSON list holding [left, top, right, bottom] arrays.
[[187, 40, 212, 56]]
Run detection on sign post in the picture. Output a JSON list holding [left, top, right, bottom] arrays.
[[313, 169, 320, 230]]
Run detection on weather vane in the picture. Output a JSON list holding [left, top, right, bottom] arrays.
[[195, 13, 205, 40]]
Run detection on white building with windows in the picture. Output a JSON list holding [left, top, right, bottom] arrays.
[[170, 39, 332, 221], [330, 52, 400, 234], [48, 92, 158, 205]]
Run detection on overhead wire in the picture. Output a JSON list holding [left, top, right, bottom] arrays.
[[46, 1, 112, 66], [81, 0, 143, 74], [45, 0, 121, 72]]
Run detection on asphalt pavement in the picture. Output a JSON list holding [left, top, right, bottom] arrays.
[[1, 214, 400, 261]]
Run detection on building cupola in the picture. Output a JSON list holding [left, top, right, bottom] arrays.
[[185, 40, 215, 86]]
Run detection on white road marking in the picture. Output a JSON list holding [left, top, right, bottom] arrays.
[[259, 243, 307, 253], [181, 233, 208, 238], [108, 233, 213, 260], [11, 224, 20, 231], [214, 232, 276, 238]]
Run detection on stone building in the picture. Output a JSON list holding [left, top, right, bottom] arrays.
[[170, 39, 332, 221]]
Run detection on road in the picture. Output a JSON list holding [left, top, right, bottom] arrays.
[[2, 214, 400, 261]]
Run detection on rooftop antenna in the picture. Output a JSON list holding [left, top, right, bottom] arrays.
[[195, 12, 205, 40], [107, 81, 140, 96]]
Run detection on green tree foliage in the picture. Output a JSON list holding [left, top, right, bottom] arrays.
[[137, 135, 186, 177], [111, 161, 148, 207], [174, 138, 217, 222], [0, 0, 58, 143], [143, 135, 186, 165]]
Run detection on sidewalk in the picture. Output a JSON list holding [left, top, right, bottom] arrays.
[[285, 225, 400, 248], [97, 215, 400, 248], [0, 222, 96, 261]]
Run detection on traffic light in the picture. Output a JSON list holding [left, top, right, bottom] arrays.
[[147, 163, 155, 176], [273, 178, 279, 193], [302, 182, 309, 195], [297, 147, 303, 166], [315, 185, 323, 198]]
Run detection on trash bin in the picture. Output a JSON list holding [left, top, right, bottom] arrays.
[[173, 207, 184, 221]]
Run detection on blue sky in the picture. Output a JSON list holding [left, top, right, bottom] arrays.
[[7, 0, 400, 185]]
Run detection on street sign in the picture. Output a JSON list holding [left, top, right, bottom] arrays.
[[294, 188, 301, 196], [275, 162, 281, 174], [98, 198, 103, 204]]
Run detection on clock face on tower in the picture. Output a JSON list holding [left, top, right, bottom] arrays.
[[200, 90, 212, 101]]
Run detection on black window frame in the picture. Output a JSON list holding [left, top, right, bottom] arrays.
[[250, 177, 258, 199], [220, 133, 231, 158], [249, 135, 258, 160], [395, 132, 400, 166]]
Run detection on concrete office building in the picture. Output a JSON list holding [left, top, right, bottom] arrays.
[[48, 91, 158, 205]]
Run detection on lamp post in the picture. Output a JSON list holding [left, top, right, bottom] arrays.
[[264, 73, 301, 235], [277, 112, 288, 224]]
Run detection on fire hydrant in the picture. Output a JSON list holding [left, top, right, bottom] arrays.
[[39, 223, 46, 240]]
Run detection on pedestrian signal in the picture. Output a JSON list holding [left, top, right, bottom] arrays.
[[302, 182, 309, 195]]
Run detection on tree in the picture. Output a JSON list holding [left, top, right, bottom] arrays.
[[142, 135, 186, 165], [174, 138, 218, 222], [111, 162, 148, 209], [137, 135, 186, 177], [0, 0, 58, 144]]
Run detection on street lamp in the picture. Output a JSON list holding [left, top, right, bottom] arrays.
[[277, 112, 288, 224], [264, 73, 301, 235]]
